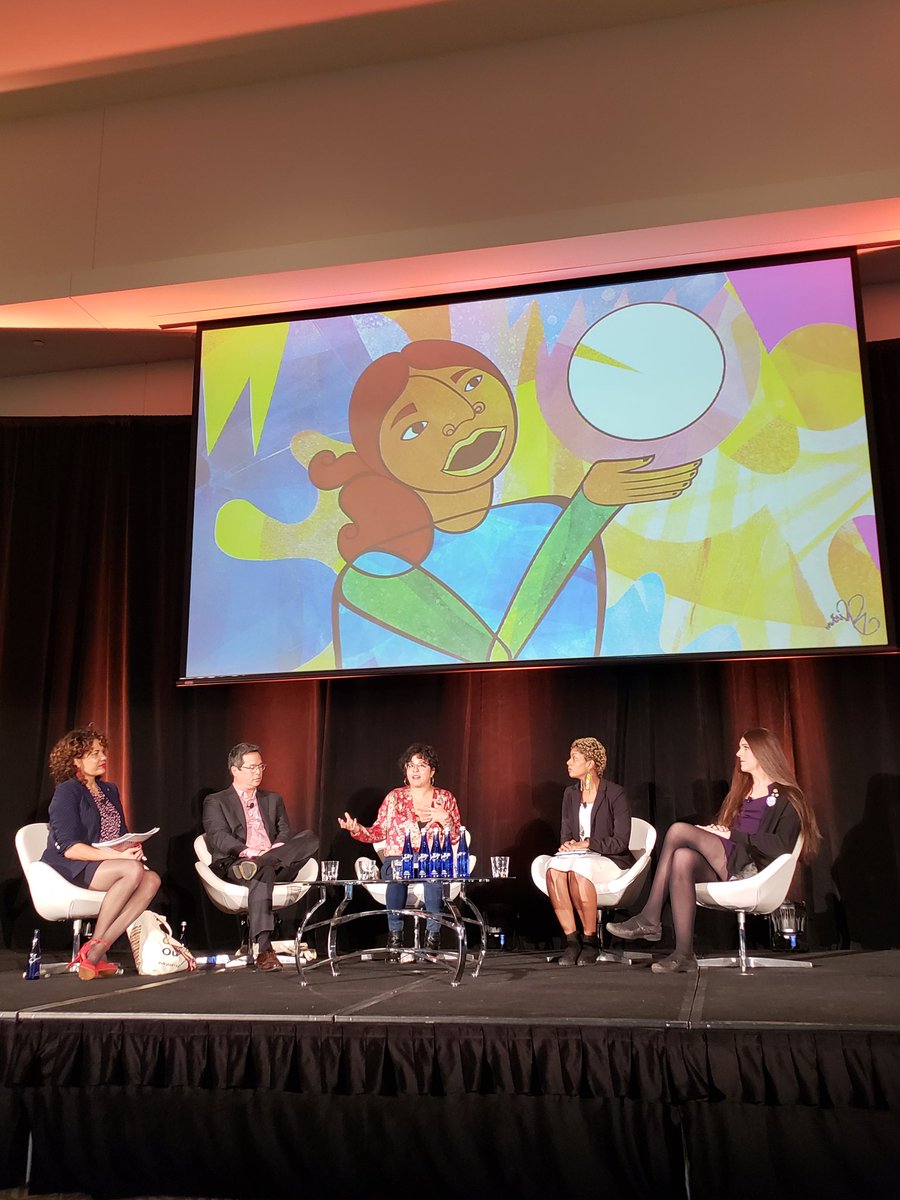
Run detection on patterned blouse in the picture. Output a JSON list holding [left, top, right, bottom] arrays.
[[350, 787, 461, 857]]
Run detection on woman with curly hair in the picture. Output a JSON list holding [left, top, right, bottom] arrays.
[[532, 737, 634, 966], [41, 725, 160, 980], [338, 742, 461, 954], [607, 727, 821, 973]]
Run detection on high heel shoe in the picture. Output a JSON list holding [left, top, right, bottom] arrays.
[[70, 937, 118, 980]]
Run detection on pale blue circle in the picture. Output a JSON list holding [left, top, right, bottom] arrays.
[[567, 302, 725, 440]]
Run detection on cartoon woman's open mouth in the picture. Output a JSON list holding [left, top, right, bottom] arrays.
[[442, 427, 507, 477]]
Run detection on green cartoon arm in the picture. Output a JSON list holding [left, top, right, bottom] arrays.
[[491, 491, 617, 660], [493, 455, 701, 660], [340, 561, 511, 662]]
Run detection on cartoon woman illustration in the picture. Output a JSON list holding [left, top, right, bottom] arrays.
[[309, 340, 698, 668]]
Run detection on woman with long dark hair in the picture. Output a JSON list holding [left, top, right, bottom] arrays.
[[607, 727, 820, 973]]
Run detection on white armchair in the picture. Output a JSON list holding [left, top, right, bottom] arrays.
[[695, 835, 811, 972], [533, 818, 657, 964], [193, 834, 318, 961], [15, 822, 105, 972]]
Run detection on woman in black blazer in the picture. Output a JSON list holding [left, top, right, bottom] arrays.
[[608, 727, 820, 973], [41, 725, 160, 980], [534, 737, 634, 967]]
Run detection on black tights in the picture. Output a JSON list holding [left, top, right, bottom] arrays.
[[641, 822, 729, 954]]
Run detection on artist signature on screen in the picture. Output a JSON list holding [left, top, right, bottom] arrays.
[[825, 594, 881, 637]]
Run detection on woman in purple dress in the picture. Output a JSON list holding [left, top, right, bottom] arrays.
[[41, 725, 160, 980], [607, 727, 820, 973]]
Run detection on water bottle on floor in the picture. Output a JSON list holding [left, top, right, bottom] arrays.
[[25, 928, 42, 980]]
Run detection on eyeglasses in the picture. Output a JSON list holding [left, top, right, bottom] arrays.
[[239, 762, 266, 773]]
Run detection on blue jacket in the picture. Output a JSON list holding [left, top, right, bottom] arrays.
[[40, 776, 127, 882]]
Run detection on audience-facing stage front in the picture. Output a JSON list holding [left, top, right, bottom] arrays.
[[1, 948, 899, 1198]]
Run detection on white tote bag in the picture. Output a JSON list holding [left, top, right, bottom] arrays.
[[127, 910, 196, 976]]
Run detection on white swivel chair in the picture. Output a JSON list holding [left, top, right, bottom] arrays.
[[16, 822, 105, 973], [533, 817, 657, 964], [695, 835, 812, 973], [354, 831, 476, 948], [193, 834, 318, 959]]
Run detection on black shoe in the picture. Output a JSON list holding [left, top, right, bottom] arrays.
[[651, 951, 698, 974], [558, 934, 581, 967], [387, 930, 402, 959], [577, 934, 600, 965], [230, 860, 257, 882], [605, 913, 662, 942], [424, 931, 440, 953]]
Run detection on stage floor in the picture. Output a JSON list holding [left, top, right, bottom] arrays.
[[3, 947, 900, 1198], [2, 945, 899, 1028]]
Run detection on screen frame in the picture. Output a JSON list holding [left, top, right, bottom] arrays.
[[179, 246, 895, 686]]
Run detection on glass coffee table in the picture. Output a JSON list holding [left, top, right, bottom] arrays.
[[294, 876, 496, 987]]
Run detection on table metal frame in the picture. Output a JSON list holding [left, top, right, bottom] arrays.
[[294, 876, 491, 987]]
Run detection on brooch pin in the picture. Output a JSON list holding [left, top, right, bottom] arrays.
[[767, 786, 779, 808]]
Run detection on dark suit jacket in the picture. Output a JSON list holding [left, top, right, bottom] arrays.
[[727, 791, 801, 875], [40, 777, 128, 883], [202, 785, 292, 861], [559, 778, 635, 869]]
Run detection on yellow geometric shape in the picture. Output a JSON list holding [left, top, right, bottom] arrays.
[[604, 506, 823, 626], [202, 322, 289, 455], [770, 324, 864, 431], [827, 520, 885, 637]]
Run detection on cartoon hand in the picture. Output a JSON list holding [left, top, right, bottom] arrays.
[[583, 456, 700, 506]]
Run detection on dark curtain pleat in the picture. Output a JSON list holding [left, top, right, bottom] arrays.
[[7, 1017, 900, 1106], [23, 1087, 684, 1200], [2, 345, 900, 959]]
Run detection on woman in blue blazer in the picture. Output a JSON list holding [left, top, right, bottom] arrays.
[[41, 725, 160, 979]]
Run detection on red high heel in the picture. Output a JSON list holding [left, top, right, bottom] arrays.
[[70, 937, 118, 980]]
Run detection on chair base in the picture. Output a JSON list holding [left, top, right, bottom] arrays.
[[699, 954, 814, 972]]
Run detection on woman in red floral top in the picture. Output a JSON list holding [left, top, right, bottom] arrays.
[[339, 743, 461, 954]]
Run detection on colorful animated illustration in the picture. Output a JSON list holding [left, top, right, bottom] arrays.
[[185, 257, 886, 680]]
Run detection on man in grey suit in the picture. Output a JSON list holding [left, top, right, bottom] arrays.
[[203, 742, 318, 972]]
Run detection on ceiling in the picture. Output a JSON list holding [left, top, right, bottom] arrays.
[[2, 0, 898, 378], [1, 1, 774, 117]]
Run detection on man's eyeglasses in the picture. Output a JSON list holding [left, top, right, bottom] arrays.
[[239, 762, 266, 773]]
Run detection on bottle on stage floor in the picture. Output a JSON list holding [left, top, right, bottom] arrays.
[[179, 921, 189, 949], [456, 827, 469, 878], [429, 830, 442, 878], [417, 829, 430, 878], [25, 928, 42, 980], [401, 829, 414, 880], [441, 831, 453, 879]]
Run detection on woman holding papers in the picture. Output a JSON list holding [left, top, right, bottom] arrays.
[[41, 724, 160, 979], [534, 738, 634, 966]]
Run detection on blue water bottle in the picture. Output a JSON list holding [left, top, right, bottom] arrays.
[[441, 830, 453, 878], [429, 830, 442, 879], [401, 829, 414, 880], [417, 829, 430, 878], [456, 827, 469, 878], [26, 928, 42, 980]]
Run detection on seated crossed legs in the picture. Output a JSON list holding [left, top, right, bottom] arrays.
[[608, 727, 820, 972], [204, 743, 319, 973]]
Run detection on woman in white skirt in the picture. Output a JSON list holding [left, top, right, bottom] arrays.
[[533, 738, 634, 966]]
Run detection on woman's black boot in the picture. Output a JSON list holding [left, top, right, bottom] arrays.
[[559, 933, 581, 967]]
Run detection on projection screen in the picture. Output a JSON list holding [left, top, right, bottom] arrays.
[[182, 251, 889, 682]]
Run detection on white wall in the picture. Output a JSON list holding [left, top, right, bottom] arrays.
[[1, 0, 899, 308]]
